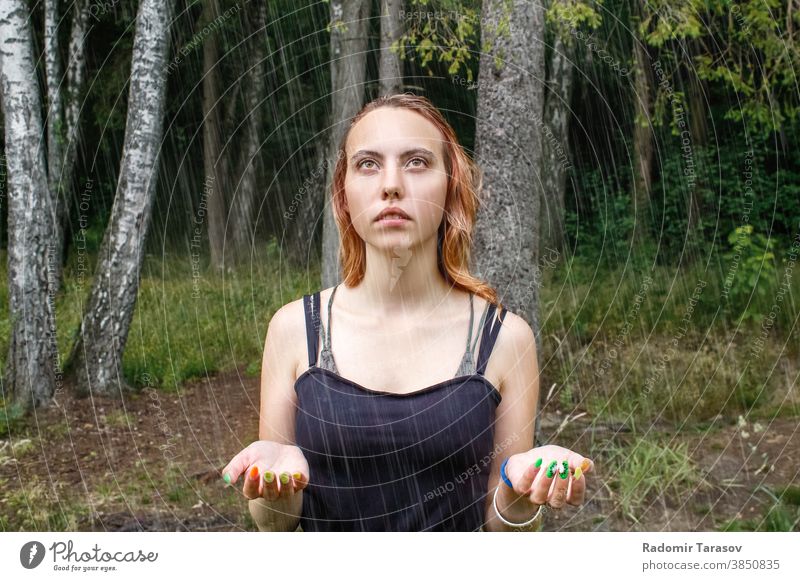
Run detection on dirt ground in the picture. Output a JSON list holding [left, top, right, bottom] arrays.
[[1, 371, 798, 531]]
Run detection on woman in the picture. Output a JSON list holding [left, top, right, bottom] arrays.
[[223, 93, 593, 532]]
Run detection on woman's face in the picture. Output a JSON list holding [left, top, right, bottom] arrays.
[[343, 107, 448, 253]]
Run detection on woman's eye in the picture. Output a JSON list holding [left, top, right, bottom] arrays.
[[358, 159, 376, 170], [408, 158, 427, 168]]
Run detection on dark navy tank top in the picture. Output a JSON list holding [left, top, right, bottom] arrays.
[[294, 285, 506, 531]]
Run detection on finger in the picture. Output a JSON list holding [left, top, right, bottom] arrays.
[[513, 457, 543, 496], [262, 469, 279, 500], [275, 471, 295, 499], [548, 459, 570, 509], [221, 446, 256, 486], [567, 453, 594, 475], [291, 471, 308, 492], [529, 458, 557, 505], [242, 465, 262, 500], [567, 465, 587, 506]]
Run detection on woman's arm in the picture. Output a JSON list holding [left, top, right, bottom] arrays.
[[481, 311, 542, 532], [248, 299, 307, 531]]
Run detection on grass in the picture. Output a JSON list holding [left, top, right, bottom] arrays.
[[0, 479, 89, 531], [0, 239, 313, 394], [602, 436, 707, 524], [538, 257, 800, 423], [719, 485, 800, 531]]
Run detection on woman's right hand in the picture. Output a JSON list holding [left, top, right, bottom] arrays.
[[222, 440, 309, 501]]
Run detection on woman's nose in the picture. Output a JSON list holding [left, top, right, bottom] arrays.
[[381, 164, 403, 198]]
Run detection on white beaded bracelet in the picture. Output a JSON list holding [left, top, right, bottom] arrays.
[[492, 486, 545, 528]]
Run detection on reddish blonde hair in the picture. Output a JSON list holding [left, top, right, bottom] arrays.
[[330, 93, 501, 309]]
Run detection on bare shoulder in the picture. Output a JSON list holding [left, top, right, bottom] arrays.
[[267, 287, 336, 378], [474, 296, 534, 349], [491, 303, 537, 387], [265, 293, 311, 380]]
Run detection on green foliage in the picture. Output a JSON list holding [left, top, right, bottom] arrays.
[[565, 167, 645, 266], [649, 140, 800, 263], [397, 0, 482, 81], [546, 0, 603, 37], [637, 0, 800, 135], [721, 225, 777, 324], [638, 0, 705, 46]]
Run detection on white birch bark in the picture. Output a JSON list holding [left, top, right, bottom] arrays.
[[0, 0, 59, 409], [69, 0, 174, 396]]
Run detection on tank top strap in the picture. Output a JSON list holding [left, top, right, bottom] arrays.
[[318, 285, 339, 373], [475, 302, 506, 376], [454, 293, 476, 376], [302, 291, 322, 368]]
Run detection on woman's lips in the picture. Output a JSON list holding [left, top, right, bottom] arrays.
[[375, 216, 410, 226]]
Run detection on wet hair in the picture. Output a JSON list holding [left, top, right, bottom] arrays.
[[330, 92, 500, 306]]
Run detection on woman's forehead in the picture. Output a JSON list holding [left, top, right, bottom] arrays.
[[347, 108, 445, 157]]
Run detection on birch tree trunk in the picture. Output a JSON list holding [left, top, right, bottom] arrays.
[[229, 0, 267, 262], [45, 0, 90, 294], [473, 0, 545, 349], [0, 0, 58, 410], [202, 0, 229, 272], [321, 0, 371, 287], [69, 0, 173, 396], [379, 0, 403, 96], [44, 0, 65, 294], [540, 32, 574, 255]]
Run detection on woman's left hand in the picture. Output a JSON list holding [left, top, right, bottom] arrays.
[[497, 444, 594, 519]]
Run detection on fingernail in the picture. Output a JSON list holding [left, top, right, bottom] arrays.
[[545, 460, 558, 478], [534, 457, 543, 468], [222, 473, 231, 485], [559, 460, 569, 479], [280, 472, 290, 484], [264, 470, 275, 483], [580, 458, 591, 472], [292, 472, 302, 481], [573, 466, 583, 480]]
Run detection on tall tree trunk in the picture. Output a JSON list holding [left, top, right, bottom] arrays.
[[474, 0, 545, 344], [44, 0, 66, 293], [632, 15, 653, 242], [321, 0, 371, 287], [68, 0, 173, 396], [0, 0, 58, 410], [379, 0, 403, 96], [229, 0, 267, 262], [202, 0, 228, 272], [540, 32, 574, 256], [46, 0, 90, 294]]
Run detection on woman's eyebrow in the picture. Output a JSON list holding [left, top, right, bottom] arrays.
[[351, 147, 435, 161]]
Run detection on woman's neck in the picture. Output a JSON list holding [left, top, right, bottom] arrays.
[[354, 235, 454, 315]]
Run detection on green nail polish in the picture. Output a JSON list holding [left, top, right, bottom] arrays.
[[222, 473, 231, 485], [560, 460, 569, 479], [534, 457, 542, 468], [264, 471, 274, 483], [280, 472, 290, 484], [546, 460, 558, 478]]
